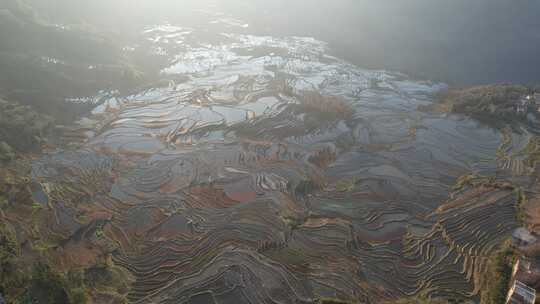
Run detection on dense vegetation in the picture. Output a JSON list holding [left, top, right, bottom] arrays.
[[481, 243, 516, 304], [437, 84, 529, 112], [422, 84, 534, 129], [0, 98, 54, 153], [0, 175, 127, 303], [0, 0, 161, 124]]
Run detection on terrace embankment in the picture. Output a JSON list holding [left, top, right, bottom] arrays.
[[1, 25, 537, 304]]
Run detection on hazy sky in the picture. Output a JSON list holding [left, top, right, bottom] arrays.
[[25, 0, 540, 85]]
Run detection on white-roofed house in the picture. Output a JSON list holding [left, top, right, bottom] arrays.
[[512, 228, 537, 247]]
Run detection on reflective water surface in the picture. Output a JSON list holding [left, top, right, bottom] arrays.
[[31, 17, 528, 303]]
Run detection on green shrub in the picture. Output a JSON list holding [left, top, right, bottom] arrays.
[[0, 221, 27, 299], [68, 287, 87, 304], [30, 262, 70, 304]]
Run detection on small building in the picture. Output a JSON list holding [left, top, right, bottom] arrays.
[[534, 93, 540, 105], [512, 257, 540, 292], [506, 280, 536, 304], [517, 104, 527, 114], [512, 228, 537, 247]]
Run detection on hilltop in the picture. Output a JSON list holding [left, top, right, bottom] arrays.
[[421, 84, 540, 130]]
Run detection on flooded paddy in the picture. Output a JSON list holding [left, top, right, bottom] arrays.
[[31, 21, 525, 303]]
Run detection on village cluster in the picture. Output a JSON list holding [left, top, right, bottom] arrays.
[[507, 227, 539, 303], [516, 92, 540, 114]]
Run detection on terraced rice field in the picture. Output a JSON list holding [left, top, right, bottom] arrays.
[[30, 23, 529, 303]]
